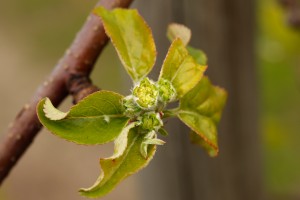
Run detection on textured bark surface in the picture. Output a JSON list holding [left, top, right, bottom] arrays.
[[135, 0, 264, 199], [0, 0, 134, 185]]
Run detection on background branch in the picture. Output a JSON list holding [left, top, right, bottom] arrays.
[[0, 0, 133, 185]]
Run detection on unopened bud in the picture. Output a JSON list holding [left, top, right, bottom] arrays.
[[133, 77, 158, 109], [157, 78, 177, 102], [139, 112, 163, 131]]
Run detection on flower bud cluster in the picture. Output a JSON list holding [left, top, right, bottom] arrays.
[[123, 77, 177, 131]]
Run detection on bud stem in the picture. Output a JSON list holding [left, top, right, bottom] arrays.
[[163, 108, 180, 118]]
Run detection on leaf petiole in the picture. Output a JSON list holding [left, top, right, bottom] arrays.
[[162, 108, 180, 118]]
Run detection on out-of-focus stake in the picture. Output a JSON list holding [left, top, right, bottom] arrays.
[[0, 0, 134, 185]]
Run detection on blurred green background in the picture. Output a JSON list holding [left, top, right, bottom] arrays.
[[0, 0, 300, 199], [258, 0, 300, 197]]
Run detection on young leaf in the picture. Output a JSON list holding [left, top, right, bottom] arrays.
[[159, 38, 207, 98], [166, 23, 207, 66], [158, 128, 168, 136], [140, 131, 165, 158], [140, 138, 164, 158], [80, 129, 156, 198], [95, 7, 156, 82], [178, 77, 227, 155], [37, 91, 129, 145], [167, 23, 191, 46], [187, 46, 208, 66]]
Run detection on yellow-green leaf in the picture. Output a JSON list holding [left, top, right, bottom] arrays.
[[167, 23, 191, 46], [187, 46, 208, 66], [80, 129, 156, 198], [178, 77, 227, 156], [95, 7, 156, 82], [37, 91, 129, 145], [166, 23, 207, 66], [159, 38, 207, 98]]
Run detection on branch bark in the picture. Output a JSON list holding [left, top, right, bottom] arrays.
[[0, 0, 134, 185]]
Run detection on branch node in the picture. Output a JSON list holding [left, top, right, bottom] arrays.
[[67, 73, 100, 104]]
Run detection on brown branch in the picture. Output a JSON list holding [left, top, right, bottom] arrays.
[[0, 0, 134, 185]]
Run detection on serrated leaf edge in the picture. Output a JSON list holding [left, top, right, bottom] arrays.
[[79, 133, 157, 197], [177, 110, 219, 152], [95, 7, 157, 82]]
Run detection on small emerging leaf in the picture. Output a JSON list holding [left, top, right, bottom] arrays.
[[178, 77, 227, 156], [167, 23, 191, 46], [140, 131, 164, 158], [158, 128, 168, 136], [95, 7, 156, 82], [80, 129, 156, 198], [187, 46, 208, 66], [166, 23, 207, 66], [159, 38, 207, 98], [37, 91, 129, 145], [143, 138, 165, 145]]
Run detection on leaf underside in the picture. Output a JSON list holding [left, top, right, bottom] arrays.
[[80, 129, 156, 198], [37, 91, 129, 145], [167, 23, 191, 46], [95, 7, 156, 82], [178, 77, 227, 156]]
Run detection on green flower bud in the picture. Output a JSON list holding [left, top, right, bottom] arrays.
[[139, 112, 163, 131], [157, 78, 177, 102], [123, 95, 141, 118], [133, 77, 158, 109]]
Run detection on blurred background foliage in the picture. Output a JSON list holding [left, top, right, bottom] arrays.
[[258, 0, 300, 197], [0, 0, 300, 199]]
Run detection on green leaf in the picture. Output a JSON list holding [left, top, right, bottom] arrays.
[[159, 38, 207, 98], [95, 7, 156, 82], [167, 23, 191, 46], [80, 129, 156, 198], [178, 77, 227, 155], [187, 46, 208, 66], [37, 91, 129, 145]]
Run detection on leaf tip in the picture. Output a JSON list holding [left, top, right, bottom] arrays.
[[93, 6, 106, 17], [167, 23, 191, 46]]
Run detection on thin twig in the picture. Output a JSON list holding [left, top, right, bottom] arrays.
[[0, 0, 134, 185]]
